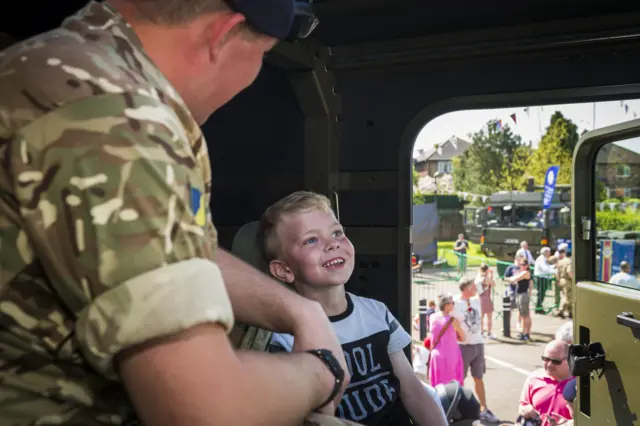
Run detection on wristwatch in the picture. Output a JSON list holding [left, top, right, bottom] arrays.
[[306, 349, 345, 410]]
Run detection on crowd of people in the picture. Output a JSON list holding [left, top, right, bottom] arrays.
[[410, 237, 580, 425], [413, 284, 576, 426]]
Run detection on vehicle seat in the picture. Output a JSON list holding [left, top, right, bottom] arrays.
[[228, 221, 274, 352]]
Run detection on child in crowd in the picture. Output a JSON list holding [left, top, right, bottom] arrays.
[[413, 299, 436, 333], [261, 191, 448, 426]]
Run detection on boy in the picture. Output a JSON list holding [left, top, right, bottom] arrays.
[[259, 191, 448, 426]]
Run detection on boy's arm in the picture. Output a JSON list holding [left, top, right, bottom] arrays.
[[389, 350, 448, 426]]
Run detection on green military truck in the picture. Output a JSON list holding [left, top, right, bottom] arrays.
[[464, 189, 571, 262]]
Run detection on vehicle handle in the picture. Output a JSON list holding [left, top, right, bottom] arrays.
[[616, 312, 640, 330]]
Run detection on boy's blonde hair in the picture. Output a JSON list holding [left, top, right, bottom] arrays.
[[258, 191, 333, 262]]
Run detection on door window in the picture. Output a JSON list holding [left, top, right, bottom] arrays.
[[464, 208, 476, 225], [594, 140, 640, 289]]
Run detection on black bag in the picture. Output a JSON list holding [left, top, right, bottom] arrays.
[[516, 415, 542, 426]]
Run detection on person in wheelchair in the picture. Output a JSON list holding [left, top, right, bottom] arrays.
[[258, 191, 449, 426]]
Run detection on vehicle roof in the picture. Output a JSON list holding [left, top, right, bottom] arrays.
[[489, 191, 571, 206], [4, 1, 640, 46]]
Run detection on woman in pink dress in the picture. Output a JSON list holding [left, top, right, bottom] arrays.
[[428, 293, 465, 387]]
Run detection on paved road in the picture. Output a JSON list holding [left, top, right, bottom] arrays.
[[411, 270, 570, 425], [465, 338, 548, 425]]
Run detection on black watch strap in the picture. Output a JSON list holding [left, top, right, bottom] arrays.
[[306, 349, 345, 411]]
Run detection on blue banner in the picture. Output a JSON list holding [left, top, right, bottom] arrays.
[[543, 165, 560, 210]]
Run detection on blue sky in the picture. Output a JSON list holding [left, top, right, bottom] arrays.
[[414, 99, 640, 155]]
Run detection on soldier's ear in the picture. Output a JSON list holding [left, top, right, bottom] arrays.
[[269, 260, 295, 284], [206, 12, 246, 62]]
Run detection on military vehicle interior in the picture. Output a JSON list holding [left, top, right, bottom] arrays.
[[3, 0, 640, 340]]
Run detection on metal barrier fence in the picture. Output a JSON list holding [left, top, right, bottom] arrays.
[[412, 250, 560, 331]]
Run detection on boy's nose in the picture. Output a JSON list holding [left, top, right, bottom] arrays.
[[326, 241, 340, 251]]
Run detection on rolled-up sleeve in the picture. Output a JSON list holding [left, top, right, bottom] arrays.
[[10, 93, 233, 379]]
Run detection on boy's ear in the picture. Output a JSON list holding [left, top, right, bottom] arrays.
[[269, 260, 295, 284]]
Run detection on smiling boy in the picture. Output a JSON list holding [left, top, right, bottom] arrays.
[[258, 191, 447, 426]]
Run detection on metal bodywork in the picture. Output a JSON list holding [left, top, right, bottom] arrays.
[[464, 191, 571, 261], [3, 2, 640, 423], [572, 119, 640, 426]]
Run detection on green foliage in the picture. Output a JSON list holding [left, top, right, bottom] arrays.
[[413, 166, 425, 205], [596, 210, 640, 231], [526, 112, 579, 186], [595, 179, 608, 202], [452, 121, 528, 195], [497, 144, 533, 191]]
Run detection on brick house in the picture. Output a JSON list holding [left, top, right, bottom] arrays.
[[413, 136, 471, 177], [596, 142, 640, 198]]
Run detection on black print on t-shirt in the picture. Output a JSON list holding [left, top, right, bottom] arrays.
[[335, 331, 401, 422]]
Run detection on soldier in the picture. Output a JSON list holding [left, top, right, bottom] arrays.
[[556, 249, 573, 319], [0, 1, 361, 425]]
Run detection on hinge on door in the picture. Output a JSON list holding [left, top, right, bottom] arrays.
[[581, 216, 592, 241]]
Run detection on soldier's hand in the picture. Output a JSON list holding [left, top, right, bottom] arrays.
[[291, 301, 350, 408]]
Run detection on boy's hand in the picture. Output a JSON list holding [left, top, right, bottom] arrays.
[[291, 300, 350, 408]]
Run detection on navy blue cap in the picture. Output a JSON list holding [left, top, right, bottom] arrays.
[[563, 377, 576, 402], [225, 0, 318, 41]]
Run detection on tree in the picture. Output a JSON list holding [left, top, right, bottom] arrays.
[[526, 111, 579, 185], [452, 120, 528, 195], [497, 144, 533, 191], [413, 166, 424, 205]]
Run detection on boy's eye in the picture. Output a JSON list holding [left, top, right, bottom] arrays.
[[333, 230, 344, 237], [304, 237, 318, 245]]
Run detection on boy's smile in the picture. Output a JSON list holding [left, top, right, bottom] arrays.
[[274, 209, 355, 287]]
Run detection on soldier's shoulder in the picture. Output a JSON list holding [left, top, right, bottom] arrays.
[[0, 28, 148, 134]]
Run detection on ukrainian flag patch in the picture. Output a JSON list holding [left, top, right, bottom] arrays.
[[190, 187, 207, 227]]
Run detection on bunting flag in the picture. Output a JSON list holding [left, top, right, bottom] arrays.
[[524, 107, 530, 117], [609, 202, 616, 211], [600, 202, 605, 211], [619, 101, 639, 120], [482, 196, 488, 203], [494, 120, 503, 131], [510, 113, 517, 124]]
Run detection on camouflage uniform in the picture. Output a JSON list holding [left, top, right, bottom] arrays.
[[0, 2, 360, 425], [556, 257, 573, 317]]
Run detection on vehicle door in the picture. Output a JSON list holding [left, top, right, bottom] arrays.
[[573, 118, 640, 425]]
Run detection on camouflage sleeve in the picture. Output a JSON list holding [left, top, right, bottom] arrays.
[[8, 93, 234, 380]]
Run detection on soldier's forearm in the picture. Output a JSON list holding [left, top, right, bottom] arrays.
[[216, 248, 316, 334], [118, 324, 331, 426]]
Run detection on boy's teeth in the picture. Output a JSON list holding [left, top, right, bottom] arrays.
[[324, 259, 344, 267]]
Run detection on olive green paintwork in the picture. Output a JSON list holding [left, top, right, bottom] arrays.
[[572, 118, 640, 426]]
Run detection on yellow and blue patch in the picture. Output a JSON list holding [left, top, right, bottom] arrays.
[[190, 187, 207, 227]]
